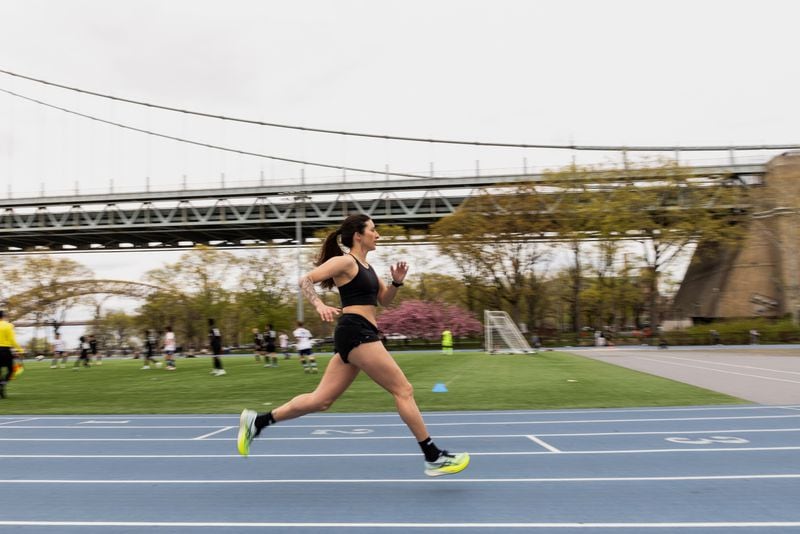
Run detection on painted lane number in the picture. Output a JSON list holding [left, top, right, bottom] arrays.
[[665, 436, 749, 445]]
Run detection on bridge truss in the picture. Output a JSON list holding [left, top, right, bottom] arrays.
[[0, 164, 764, 253]]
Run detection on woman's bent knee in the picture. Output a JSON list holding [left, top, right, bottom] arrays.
[[289, 392, 335, 415], [394, 381, 414, 401], [313, 396, 335, 412]]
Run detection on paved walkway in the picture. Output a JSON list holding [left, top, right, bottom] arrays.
[[570, 345, 800, 405]]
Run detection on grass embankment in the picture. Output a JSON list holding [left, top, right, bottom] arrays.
[[1, 351, 744, 415]]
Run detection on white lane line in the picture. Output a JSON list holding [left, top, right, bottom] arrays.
[[0, 439, 205, 442], [526, 435, 561, 452], [638, 356, 800, 385], [652, 355, 800, 377], [2, 446, 800, 458], [2, 473, 800, 484], [1, 520, 800, 529], [4, 426, 800, 441], [0, 425, 232, 429], [78, 420, 130, 424], [0, 405, 791, 421], [533, 427, 800, 438], [10, 414, 795, 429], [0, 418, 37, 426], [193, 426, 233, 440]]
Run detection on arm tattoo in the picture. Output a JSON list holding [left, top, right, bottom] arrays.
[[299, 276, 322, 307]]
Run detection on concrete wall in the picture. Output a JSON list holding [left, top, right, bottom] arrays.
[[674, 152, 800, 320]]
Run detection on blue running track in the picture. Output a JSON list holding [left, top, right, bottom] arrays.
[[1, 405, 800, 532]]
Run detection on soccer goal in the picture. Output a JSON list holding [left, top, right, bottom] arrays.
[[484, 310, 535, 354]]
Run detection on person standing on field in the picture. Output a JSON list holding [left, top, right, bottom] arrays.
[[441, 329, 453, 355], [278, 331, 290, 359], [264, 324, 278, 368], [252, 328, 264, 362], [75, 336, 91, 368], [141, 329, 158, 369], [51, 332, 67, 368], [89, 334, 101, 365], [208, 318, 226, 376], [293, 322, 316, 373], [0, 310, 22, 399], [163, 326, 177, 370]]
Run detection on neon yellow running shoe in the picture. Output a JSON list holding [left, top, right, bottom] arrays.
[[237, 409, 257, 457], [424, 451, 470, 477]]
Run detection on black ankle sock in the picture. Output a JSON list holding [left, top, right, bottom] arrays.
[[254, 411, 276, 435], [418, 437, 442, 462]]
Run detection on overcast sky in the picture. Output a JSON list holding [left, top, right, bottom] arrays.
[[2, 0, 799, 340], [2, 0, 798, 195]]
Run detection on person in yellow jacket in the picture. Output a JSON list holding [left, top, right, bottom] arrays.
[[0, 310, 23, 399], [441, 329, 453, 355]]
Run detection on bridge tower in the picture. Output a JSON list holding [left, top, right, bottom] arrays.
[[674, 152, 800, 323]]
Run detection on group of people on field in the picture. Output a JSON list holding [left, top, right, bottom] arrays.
[[252, 322, 318, 373], [48, 332, 101, 369], [140, 326, 178, 371], [0, 312, 320, 386], [42, 319, 320, 377]]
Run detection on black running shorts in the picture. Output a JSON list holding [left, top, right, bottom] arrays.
[[334, 313, 381, 363]]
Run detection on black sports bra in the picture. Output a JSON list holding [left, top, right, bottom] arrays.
[[338, 254, 379, 307]]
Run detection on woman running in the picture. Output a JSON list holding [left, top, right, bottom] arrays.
[[237, 214, 469, 476]]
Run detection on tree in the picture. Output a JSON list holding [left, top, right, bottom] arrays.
[[142, 246, 238, 349], [93, 310, 139, 352], [524, 269, 552, 332], [595, 161, 748, 325], [377, 300, 482, 340], [236, 249, 293, 332], [430, 159, 749, 335], [2, 255, 95, 326], [531, 165, 622, 335], [396, 272, 468, 309], [431, 187, 552, 326]]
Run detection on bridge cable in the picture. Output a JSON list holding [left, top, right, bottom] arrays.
[[2, 67, 799, 153], [0, 86, 431, 180]]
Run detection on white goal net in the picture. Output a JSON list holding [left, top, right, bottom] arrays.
[[484, 310, 535, 354]]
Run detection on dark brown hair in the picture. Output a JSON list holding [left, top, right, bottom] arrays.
[[316, 213, 371, 289]]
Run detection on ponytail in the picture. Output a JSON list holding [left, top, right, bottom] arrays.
[[316, 229, 344, 289], [315, 214, 371, 290]]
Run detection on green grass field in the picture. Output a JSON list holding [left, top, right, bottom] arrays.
[[0, 351, 745, 414]]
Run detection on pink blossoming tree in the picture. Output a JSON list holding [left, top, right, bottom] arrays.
[[377, 300, 482, 340]]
